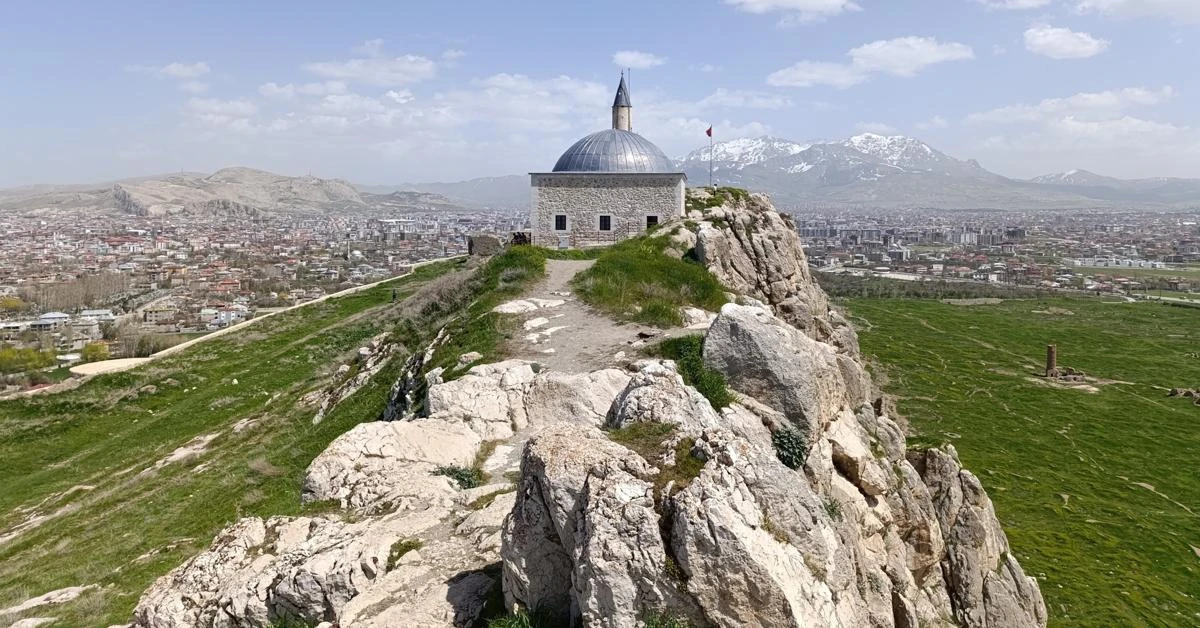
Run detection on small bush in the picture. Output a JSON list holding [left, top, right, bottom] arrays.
[[487, 607, 558, 628], [434, 465, 485, 489], [772, 427, 809, 470], [667, 438, 705, 489], [823, 498, 844, 523], [387, 538, 423, 570], [644, 611, 692, 628], [650, 335, 734, 409]]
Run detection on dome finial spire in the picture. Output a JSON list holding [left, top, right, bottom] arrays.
[[612, 73, 632, 131]]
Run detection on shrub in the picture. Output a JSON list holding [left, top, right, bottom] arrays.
[[433, 465, 485, 489], [649, 335, 734, 409], [772, 427, 809, 470], [644, 611, 692, 628], [823, 498, 844, 523], [387, 538, 423, 570]]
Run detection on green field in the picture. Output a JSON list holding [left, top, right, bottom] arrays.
[[846, 296, 1200, 626], [0, 260, 465, 626]]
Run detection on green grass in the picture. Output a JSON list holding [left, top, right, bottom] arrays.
[[646, 335, 734, 409], [571, 236, 727, 328], [386, 538, 423, 570], [608, 422, 676, 461], [419, 246, 548, 387], [0, 259, 463, 626], [847, 295, 1200, 626]]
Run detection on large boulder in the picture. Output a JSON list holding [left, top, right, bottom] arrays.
[[912, 447, 1048, 628], [501, 424, 700, 627], [689, 192, 850, 349], [704, 303, 865, 436]]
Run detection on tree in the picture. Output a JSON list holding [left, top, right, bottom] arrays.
[[81, 342, 110, 363], [0, 296, 26, 313]]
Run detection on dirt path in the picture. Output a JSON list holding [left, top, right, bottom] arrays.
[[504, 260, 679, 373]]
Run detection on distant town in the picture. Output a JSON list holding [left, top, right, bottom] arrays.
[[0, 204, 526, 388], [797, 208, 1200, 295], [4, 194, 1200, 392]]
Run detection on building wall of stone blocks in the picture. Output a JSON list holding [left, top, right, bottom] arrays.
[[529, 173, 685, 248]]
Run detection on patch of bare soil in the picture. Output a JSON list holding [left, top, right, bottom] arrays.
[[500, 260, 695, 373]]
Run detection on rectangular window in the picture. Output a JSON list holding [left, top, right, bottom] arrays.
[[554, 215, 567, 231], [599, 215, 612, 231], [646, 215, 659, 229]]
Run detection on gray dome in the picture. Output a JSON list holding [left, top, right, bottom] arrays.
[[553, 129, 675, 173]]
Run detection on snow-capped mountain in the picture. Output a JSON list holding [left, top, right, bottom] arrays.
[[351, 135, 1200, 211], [1030, 169, 1117, 187], [680, 137, 810, 171], [1029, 169, 1200, 205]]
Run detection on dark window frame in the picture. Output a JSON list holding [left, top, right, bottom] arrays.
[[554, 214, 568, 231], [599, 215, 612, 231], [646, 215, 660, 229]]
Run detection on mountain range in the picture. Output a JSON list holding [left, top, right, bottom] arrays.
[[0, 167, 467, 217], [5, 135, 1200, 215], [400, 134, 1200, 211]]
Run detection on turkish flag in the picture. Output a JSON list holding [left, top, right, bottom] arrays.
[[706, 125, 713, 137]]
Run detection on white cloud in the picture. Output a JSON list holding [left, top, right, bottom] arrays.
[[961, 85, 1193, 178], [768, 37, 974, 88], [1024, 24, 1110, 59], [976, 0, 1051, 9], [855, 121, 896, 134], [305, 54, 436, 86], [848, 37, 976, 76], [725, 0, 861, 24], [698, 64, 722, 73], [125, 62, 212, 89], [966, 86, 1173, 124], [187, 98, 258, 117], [613, 50, 666, 69], [155, 62, 211, 79], [354, 39, 385, 56], [768, 61, 867, 88], [171, 70, 774, 181], [917, 115, 950, 130], [386, 89, 415, 104], [259, 81, 348, 99], [1074, 0, 1200, 22], [179, 81, 210, 94], [698, 88, 791, 109], [314, 93, 387, 115], [442, 49, 467, 61]]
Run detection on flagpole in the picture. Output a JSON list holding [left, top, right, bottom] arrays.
[[708, 128, 714, 188]]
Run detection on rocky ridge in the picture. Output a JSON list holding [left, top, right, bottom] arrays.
[[129, 189, 1046, 627]]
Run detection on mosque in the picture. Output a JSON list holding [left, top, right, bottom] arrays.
[[530, 77, 686, 248]]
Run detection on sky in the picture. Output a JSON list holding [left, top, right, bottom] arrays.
[[1, 0, 1198, 187]]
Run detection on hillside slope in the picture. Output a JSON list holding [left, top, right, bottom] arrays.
[[0, 260, 471, 626], [0, 168, 466, 217], [126, 189, 1046, 627]]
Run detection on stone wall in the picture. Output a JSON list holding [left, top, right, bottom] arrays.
[[530, 173, 685, 248]]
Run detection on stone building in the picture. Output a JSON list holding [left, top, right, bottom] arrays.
[[530, 77, 686, 248]]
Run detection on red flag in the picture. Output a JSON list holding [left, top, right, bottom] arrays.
[[706, 125, 713, 137]]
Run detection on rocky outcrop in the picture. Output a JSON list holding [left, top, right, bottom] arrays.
[[498, 306, 1045, 628], [134, 359, 632, 627], [133, 190, 1044, 628]]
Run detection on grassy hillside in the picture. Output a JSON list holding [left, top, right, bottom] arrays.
[[847, 296, 1200, 626], [0, 260, 470, 626]]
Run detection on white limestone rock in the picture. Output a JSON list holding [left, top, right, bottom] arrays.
[[704, 303, 859, 436]]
